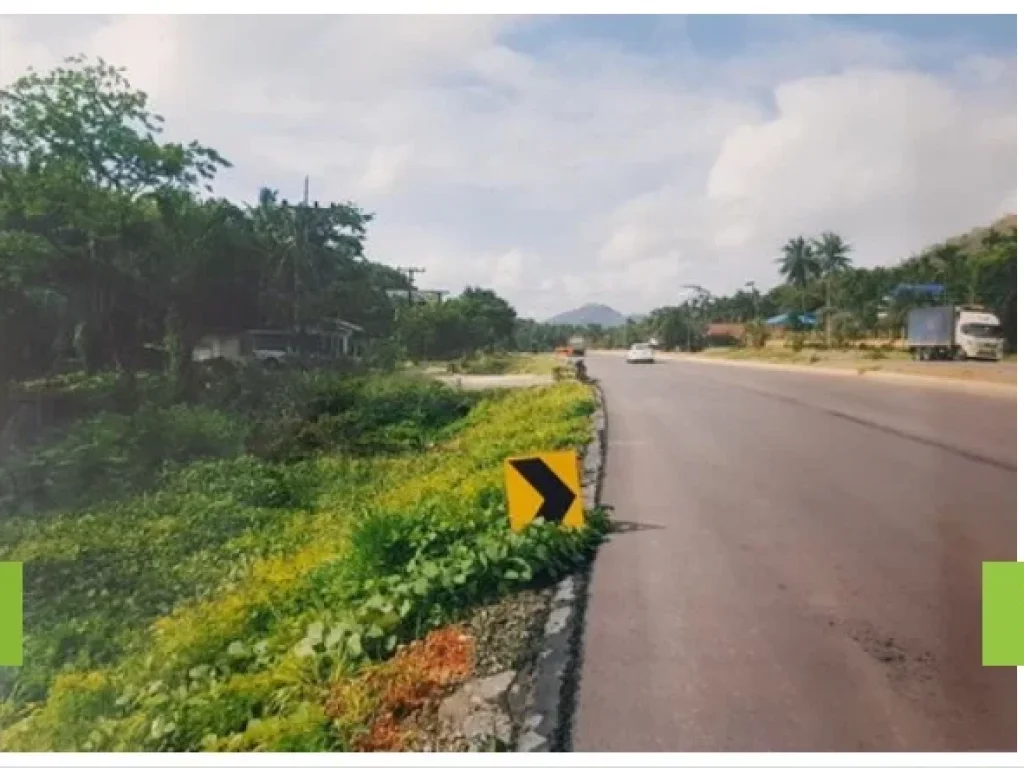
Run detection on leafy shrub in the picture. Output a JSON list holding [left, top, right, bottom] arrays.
[[831, 312, 862, 346], [250, 375, 478, 461], [195, 362, 293, 416], [361, 339, 403, 372], [169, 457, 321, 510], [336, 503, 609, 658], [15, 371, 171, 415], [453, 354, 516, 375], [0, 405, 245, 514], [744, 320, 769, 348]]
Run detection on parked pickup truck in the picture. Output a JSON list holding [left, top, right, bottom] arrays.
[[906, 305, 1004, 361]]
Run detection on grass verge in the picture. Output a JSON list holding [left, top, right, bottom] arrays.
[[0, 380, 605, 751]]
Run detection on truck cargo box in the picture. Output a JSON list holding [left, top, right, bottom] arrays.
[[907, 306, 956, 347]]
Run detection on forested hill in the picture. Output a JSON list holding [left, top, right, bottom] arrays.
[[547, 304, 626, 328]]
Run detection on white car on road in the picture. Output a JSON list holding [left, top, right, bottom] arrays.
[[626, 342, 655, 364]]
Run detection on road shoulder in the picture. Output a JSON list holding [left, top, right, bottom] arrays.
[[626, 351, 1016, 399], [515, 383, 607, 752]]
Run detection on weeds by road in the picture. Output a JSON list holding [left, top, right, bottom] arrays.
[[0, 369, 606, 751]]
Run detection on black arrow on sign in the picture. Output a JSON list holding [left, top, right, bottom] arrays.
[[510, 457, 576, 524]]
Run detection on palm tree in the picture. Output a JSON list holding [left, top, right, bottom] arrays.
[[812, 231, 853, 347], [776, 236, 820, 314]]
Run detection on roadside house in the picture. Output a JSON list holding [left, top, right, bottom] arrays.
[[193, 319, 364, 364]]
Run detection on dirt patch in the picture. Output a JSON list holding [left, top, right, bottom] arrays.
[[692, 348, 1017, 386], [436, 374, 554, 390]]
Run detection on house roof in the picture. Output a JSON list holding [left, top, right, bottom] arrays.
[[764, 313, 818, 327], [704, 322, 746, 337], [319, 319, 364, 334]]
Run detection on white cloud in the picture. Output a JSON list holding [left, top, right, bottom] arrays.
[[705, 68, 1016, 276], [0, 15, 1015, 320], [492, 248, 526, 293], [356, 145, 414, 195]]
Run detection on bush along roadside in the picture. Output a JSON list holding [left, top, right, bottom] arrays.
[[0, 371, 479, 517], [0, 380, 606, 751]]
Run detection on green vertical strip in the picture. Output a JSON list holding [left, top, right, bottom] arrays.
[[982, 561, 1024, 666], [0, 562, 23, 667]]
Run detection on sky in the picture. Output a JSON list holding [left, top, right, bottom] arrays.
[[0, 14, 1016, 319]]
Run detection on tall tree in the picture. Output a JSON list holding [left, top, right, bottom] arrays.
[[813, 231, 853, 346], [147, 192, 256, 398], [0, 55, 229, 375], [249, 188, 373, 330], [776, 236, 820, 313]]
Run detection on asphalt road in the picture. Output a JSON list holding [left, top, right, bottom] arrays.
[[573, 355, 1016, 752]]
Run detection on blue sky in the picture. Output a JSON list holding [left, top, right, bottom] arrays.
[[0, 15, 1016, 318], [512, 15, 1016, 59], [822, 14, 1016, 50]]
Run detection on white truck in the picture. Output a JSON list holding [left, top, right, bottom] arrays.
[[906, 305, 1005, 361]]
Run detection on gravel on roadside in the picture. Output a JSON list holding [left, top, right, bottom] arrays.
[[405, 586, 555, 751]]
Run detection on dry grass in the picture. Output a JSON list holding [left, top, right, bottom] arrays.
[[514, 353, 563, 376], [691, 346, 1015, 386], [415, 354, 559, 378], [326, 626, 476, 751]]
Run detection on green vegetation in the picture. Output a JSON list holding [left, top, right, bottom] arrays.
[[0, 369, 480, 514], [0, 404, 246, 513], [0, 57, 600, 753], [0, 377, 605, 751], [528, 218, 1016, 355], [0, 57, 521, 404], [395, 288, 518, 362]]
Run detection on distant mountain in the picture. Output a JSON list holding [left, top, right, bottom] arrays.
[[547, 303, 627, 328]]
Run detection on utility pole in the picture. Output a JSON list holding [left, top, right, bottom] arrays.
[[681, 283, 709, 352], [294, 177, 311, 331], [745, 280, 759, 321], [396, 266, 426, 304], [825, 277, 832, 349]]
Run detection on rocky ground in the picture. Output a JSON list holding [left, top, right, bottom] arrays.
[[405, 587, 555, 751]]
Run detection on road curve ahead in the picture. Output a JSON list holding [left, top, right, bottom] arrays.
[[573, 355, 1016, 752]]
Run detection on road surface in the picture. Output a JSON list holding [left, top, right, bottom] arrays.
[[573, 355, 1016, 751]]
